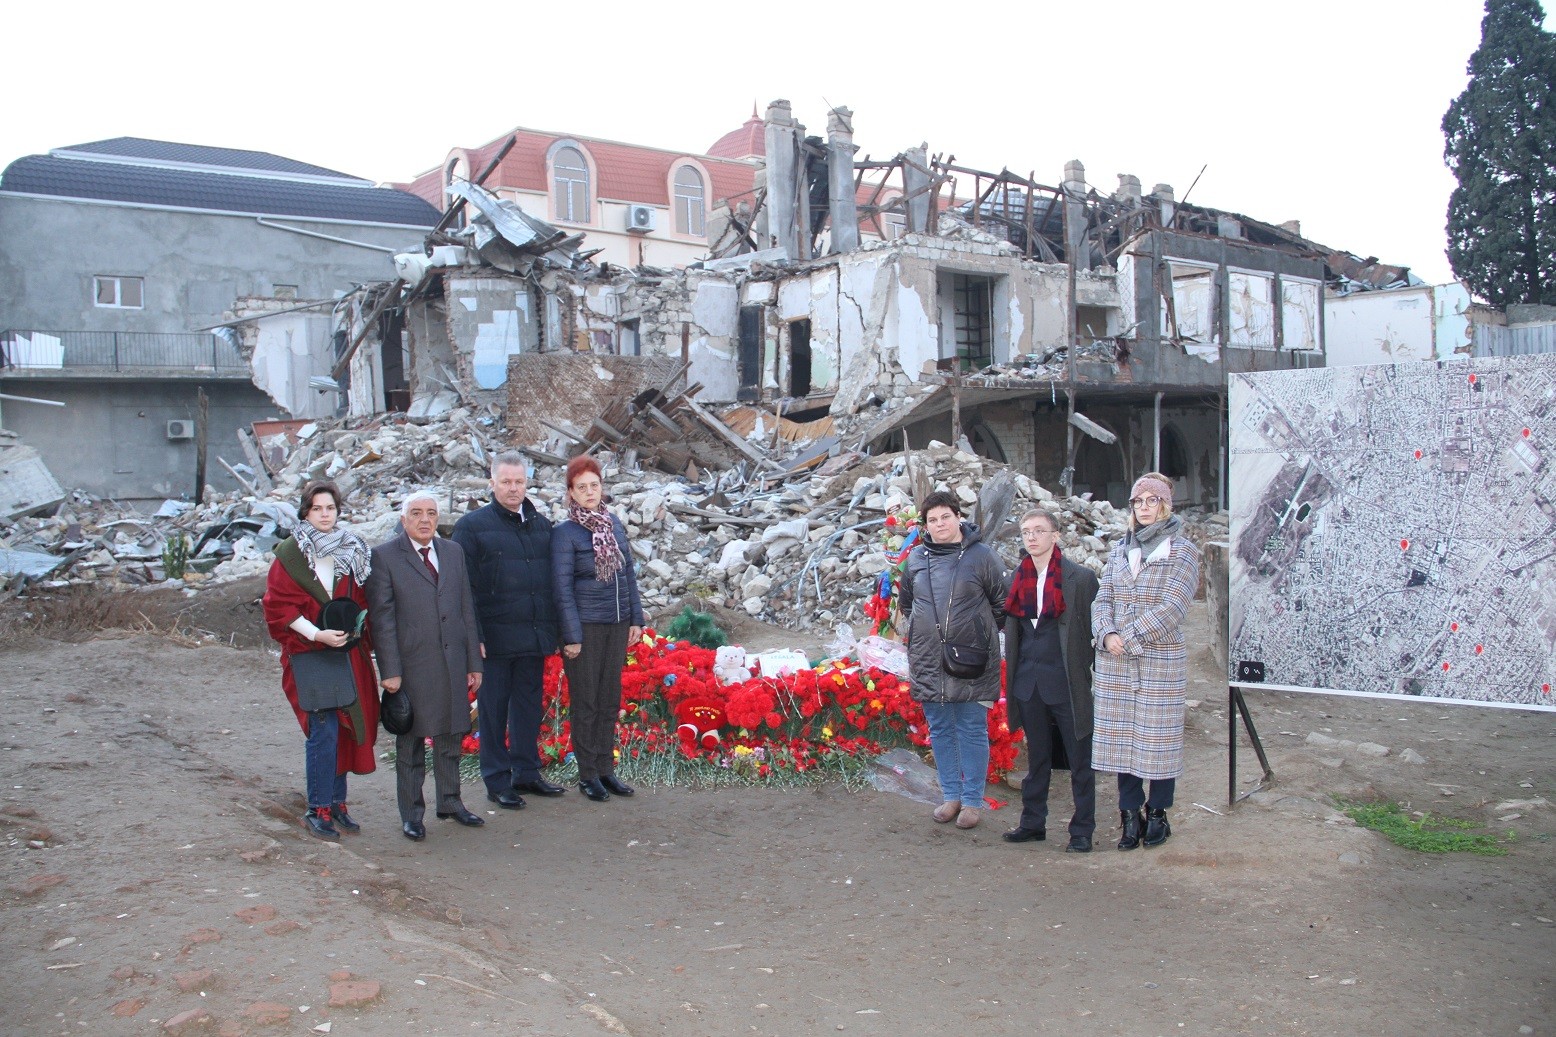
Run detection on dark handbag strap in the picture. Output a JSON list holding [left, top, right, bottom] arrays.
[[921, 546, 966, 645]]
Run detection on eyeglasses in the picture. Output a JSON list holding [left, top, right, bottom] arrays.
[[1129, 495, 1165, 509], [1020, 528, 1057, 539]]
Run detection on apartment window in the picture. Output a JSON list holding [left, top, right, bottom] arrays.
[[553, 146, 590, 223], [673, 166, 706, 235], [94, 275, 143, 309], [881, 212, 907, 239], [943, 273, 995, 370]]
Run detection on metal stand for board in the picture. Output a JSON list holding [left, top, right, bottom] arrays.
[[1228, 684, 1274, 806]]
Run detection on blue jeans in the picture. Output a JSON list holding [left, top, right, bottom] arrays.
[[304, 709, 348, 810], [921, 700, 990, 808], [479, 654, 548, 793]]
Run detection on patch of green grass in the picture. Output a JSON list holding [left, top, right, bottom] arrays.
[[1338, 799, 1510, 856]]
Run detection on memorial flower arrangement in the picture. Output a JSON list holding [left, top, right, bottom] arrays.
[[861, 504, 920, 637], [460, 627, 1020, 786]]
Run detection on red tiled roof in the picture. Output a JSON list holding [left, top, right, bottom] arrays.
[[707, 116, 765, 160], [397, 127, 760, 214]]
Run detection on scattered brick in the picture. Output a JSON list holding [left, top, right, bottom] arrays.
[[263, 920, 301, 936], [328, 979, 381, 1007], [111, 965, 137, 980], [162, 1007, 213, 1034], [10, 873, 66, 897], [8, 806, 38, 818], [174, 968, 216, 993], [240, 1001, 292, 1026], [328, 969, 353, 982], [111, 998, 146, 1017], [234, 906, 276, 925], [179, 929, 223, 956]]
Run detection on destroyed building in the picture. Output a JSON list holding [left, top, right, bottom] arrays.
[[0, 138, 439, 501], [331, 101, 1437, 510]]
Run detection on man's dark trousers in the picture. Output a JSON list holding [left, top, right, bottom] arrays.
[[479, 655, 548, 795], [1020, 692, 1096, 840]]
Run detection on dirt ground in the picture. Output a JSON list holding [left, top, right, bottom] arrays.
[[2, 584, 1552, 1037]]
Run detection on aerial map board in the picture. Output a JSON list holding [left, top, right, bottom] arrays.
[[1228, 355, 1556, 712]]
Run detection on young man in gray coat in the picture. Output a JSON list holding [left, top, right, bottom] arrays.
[[1000, 509, 1100, 853], [366, 491, 485, 841]]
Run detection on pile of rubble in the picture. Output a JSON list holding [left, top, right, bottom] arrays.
[[3, 407, 1223, 633]]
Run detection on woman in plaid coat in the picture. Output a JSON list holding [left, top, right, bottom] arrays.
[[1091, 473, 1201, 850]]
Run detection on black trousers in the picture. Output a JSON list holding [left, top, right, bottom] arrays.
[[563, 622, 631, 781], [478, 654, 548, 793], [1019, 692, 1096, 839]]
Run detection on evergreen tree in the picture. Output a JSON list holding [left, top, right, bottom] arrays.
[[1442, 0, 1556, 306]]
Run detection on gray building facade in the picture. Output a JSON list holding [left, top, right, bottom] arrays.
[[0, 137, 437, 501]]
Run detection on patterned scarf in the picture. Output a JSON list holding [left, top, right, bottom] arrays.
[[1128, 514, 1183, 559], [568, 501, 624, 583], [1004, 547, 1065, 621], [292, 523, 372, 587]]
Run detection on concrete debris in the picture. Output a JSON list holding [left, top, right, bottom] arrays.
[[0, 434, 67, 521], [1, 407, 1225, 634]]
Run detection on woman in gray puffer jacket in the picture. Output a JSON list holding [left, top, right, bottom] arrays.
[[899, 491, 1007, 829]]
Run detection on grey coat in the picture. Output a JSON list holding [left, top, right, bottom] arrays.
[[899, 522, 1006, 704], [365, 532, 483, 740], [1002, 556, 1100, 740]]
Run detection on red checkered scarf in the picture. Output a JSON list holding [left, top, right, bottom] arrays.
[[1004, 548, 1065, 621]]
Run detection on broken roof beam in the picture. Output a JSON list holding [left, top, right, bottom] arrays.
[[433, 135, 516, 236]]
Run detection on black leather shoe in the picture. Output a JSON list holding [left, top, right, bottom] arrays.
[[599, 775, 635, 797], [436, 807, 485, 827], [486, 788, 526, 810], [331, 805, 360, 833], [1001, 826, 1046, 843], [402, 820, 426, 841], [1065, 835, 1093, 853], [512, 778, 567, 797], [304, 809, 340, 841], [1117, 808, 1145, 851], [1143, 808, 1171, 847], [579, 778, 611, 802]]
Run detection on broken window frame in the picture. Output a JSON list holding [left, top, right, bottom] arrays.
[[672, 165, 706, 236], [1227, 267, 1276, 349], [93, 275, 143, 309]]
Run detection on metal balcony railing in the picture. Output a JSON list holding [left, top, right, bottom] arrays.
[[0, 329, 246, 375]]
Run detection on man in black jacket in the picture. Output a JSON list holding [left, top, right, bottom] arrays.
[[452, 452, 564, 808]]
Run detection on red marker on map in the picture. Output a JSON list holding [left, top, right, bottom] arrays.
[[1474, 644, 1484, 655], [1523, 428, 1531, 438], [1544, 684, 1552, 695], [1468, 373, 1477, 384], [1400, 539, 1410, 551], [1450, 622, 1459, 632], [1442, 661, 1451, 671], [1414, 449, 1423, 459]]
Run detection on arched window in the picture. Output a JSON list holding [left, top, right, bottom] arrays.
[[673, 165, 706, 235], [553, 146, 590, 223]]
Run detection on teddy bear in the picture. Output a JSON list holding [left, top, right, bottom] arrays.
[[674, 697, 725, 754]]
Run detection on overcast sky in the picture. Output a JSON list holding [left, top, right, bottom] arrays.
[[7, 1, 1541, 287]]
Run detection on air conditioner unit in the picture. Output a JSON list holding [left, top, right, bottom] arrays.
[[166, 419, 194, 440], [625, 204, 656, 233]]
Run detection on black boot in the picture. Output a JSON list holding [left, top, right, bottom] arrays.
[[1143, 807, 1171, 847], [1117, 808, 1144, 851]]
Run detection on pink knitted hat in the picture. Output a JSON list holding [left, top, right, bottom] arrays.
[[1131, 475, 1172, 503]]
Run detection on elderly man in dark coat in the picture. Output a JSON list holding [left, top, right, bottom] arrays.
[[452, 452, 563, 810], [366, 490, 485, 841], [1000, 508, 1101, 853]]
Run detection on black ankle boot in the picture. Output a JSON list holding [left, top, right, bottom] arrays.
[[1117, 808, 1144, 851], [1143, 807, 1171, 847]]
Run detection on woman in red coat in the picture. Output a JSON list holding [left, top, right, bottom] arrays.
[[262, 481, 380, 840]]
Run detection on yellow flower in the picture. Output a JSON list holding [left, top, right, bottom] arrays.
[[821, 726, 834, 740]]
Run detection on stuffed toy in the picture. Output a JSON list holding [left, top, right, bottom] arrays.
[[675, 697, 725, 754], [713, 645, 752, 685]]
